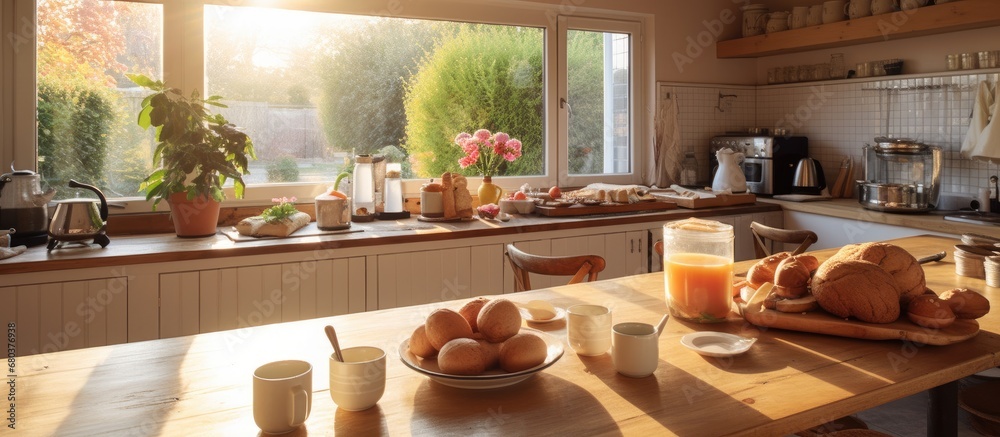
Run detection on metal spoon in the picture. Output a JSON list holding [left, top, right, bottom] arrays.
[[325, 325, 344, 362], [917, 251, 948, 263]]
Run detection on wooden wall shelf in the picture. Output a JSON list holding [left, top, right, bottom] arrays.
[[717, 0, 1000, 58]]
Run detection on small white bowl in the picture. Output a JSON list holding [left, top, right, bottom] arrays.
[[499, 199, 535, 214]]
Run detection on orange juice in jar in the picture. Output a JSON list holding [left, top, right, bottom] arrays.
[[662, 218, 735, 323]]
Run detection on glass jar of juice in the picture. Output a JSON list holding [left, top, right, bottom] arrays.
[[662, 218, 734, 323]]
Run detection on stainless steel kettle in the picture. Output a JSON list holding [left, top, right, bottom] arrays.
[[47, 180, 110, 250], [791, 158, 827, 195], [0, 167, 57, 235]]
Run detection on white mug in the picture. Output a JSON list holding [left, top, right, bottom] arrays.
[[612, 322, 660, 378], [807, 5, 824, 26], [871, 0, 899, 15], [847, 0, 872, 18], [900, 0, 929, 10], [253, 360, 313, 435], [567, 304, 612, 356], [765, 11, 790, 34], [329, 347, 386, 411], [823, 0, 847, 23], [790, 6, 809, 29]]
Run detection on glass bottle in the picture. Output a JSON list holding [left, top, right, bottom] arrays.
[[680, 152, 698, 186], [662, 218, 734, 323], [384, 163, 403, 213], [352, 155, 375, 216], [830, 53, 845, 79]]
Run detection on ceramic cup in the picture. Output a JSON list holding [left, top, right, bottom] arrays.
[[329, 346, 386, 411], [871, 0, 899, 15], [765, 11, 790, 33], [567, 304, 612, 356], [823, 0, 847, 23], [790, 6, 809, 29], [847, 0, 872, 18], [612, 322, 660, 378], [741, 4, 769, 37], [253, 360, 313, 435], [807, 5, 824, 26], [315, 195, 351, 230]]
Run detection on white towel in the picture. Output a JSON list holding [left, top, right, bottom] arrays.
[[651, 88, 682, 188], [962, 81, 1000, 163]]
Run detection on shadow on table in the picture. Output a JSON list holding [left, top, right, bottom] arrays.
[[411, 373, 622, 436]]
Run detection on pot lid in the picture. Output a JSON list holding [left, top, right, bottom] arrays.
[[873, 137, 928, 154], [0, 169, 39, 179]]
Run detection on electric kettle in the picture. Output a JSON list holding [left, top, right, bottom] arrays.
[[791, 158, 827, 195], [47, 180, 110, 250], [0, 167, 57, 236]]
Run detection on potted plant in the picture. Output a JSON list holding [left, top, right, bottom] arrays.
[[128, 74, 256, 237]]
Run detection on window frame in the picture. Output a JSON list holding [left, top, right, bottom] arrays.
[[7, 0, 650, 214]]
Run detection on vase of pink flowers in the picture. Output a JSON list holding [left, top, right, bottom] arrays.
[[455, 129, 522, 205]]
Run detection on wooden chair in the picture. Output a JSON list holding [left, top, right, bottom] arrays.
[[505, 244, 607, 292], [654, 241, 664, 257], [750, 221, 818, 258]]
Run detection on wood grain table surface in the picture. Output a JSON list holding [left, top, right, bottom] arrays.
[[8, 235, 1000, 436]]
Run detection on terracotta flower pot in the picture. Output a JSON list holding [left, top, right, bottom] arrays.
[[166, 192, 221, 237]]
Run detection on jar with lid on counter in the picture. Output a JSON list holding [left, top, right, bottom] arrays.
[[662, 218, 734, 323], [680, 152, 698, 186]]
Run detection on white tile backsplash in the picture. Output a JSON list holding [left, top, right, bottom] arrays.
[[671, 72, 1000, 199]]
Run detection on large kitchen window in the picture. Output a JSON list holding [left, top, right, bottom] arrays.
[[9, 0, 647, 209]]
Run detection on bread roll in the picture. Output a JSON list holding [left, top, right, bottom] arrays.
[[773, 256, 812, 298], [775, 294, 819, 313], [906, 294, 955, 329], [425, 308, 474, 350], [438, 338, 488, 375], [477, 299, 521, 343], [499, 333, 547, 372], [829, 242, 925, 304], [939, 288, 990, 319], [408, 324, 438, 359], [811, 259, 900, 324], [441, 172, 457, 219], [459, 297, 490, 332], [747, 252, 791, 288]]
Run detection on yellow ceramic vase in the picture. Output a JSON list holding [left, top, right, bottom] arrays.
[[477, 176, 504, 205]]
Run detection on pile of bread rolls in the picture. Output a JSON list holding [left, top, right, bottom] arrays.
[[440, 172, 474, 219], [408, 298, 548, 375], [746, 242, 990, 327]]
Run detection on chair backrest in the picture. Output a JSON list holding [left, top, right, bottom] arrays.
[[750, 221, 818, 258], [654, 241, 664, 257], [505, 244, 607, 292]]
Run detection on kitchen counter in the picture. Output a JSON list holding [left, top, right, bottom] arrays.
[[0, 202, 779, 275], [759, 197, 997, 237]]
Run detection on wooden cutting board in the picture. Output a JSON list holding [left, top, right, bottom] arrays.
[[740, 284, 980, 346], [651, 192, 756, 209], [534, 200, 676, 217]]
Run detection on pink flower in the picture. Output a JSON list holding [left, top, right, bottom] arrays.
[[474, 129, 491, 141], [454, 132, 471, 145], [507, 139, 522, 153], [493, 132, 510, 144]]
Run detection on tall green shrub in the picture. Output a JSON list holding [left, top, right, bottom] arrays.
[[404, 25, 544, 178]]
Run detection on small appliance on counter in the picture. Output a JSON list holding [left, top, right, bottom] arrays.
[[709, 134, 808, 196], [0, 167, 56, 247], [47, 179, 110, 250], [791, 157, 826, 196], [857, 138, 941, 213]]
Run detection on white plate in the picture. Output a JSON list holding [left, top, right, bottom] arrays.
[[519, 306, 566, 324], [399, 327, 564, 389], [680, 332, 756, 358]]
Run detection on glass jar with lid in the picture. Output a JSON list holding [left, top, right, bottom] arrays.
[[680, 152, 698, 186], [352, 155, 375, 219], [662, 218, 735, 323]]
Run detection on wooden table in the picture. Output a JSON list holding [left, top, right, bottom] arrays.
[[9, 235, 1000, 436]]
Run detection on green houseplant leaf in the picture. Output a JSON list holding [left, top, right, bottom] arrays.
[[129, 74, 256, 210]]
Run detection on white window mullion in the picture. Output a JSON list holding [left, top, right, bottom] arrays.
[[162, 1, 203, 96], [7, 0, 36, 170]]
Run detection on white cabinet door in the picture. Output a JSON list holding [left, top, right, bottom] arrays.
[[1, 277, 127, 356], [377, 246, 504, 309], [159, 257, 366, 338]]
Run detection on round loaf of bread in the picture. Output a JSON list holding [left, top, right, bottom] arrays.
[[811, 259, 901, 323], [829, 242, 925, 304], [477, 299, 521, 343], [747, 252, 791, 288], [438, 338, 488, 375], [939, 288, 990, 319], [425, 308, 474, 350], [773, 256, 812, 298], [499, 333, 547, 372], [408, 324, 438, 359], [459, 297, 490, 332], [906, 294, 955, 328]]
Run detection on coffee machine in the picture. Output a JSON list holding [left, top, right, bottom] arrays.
[[710, 134, 808, 195]]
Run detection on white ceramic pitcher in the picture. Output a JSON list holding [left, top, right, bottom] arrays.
[[712, 148, 748, 193]]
